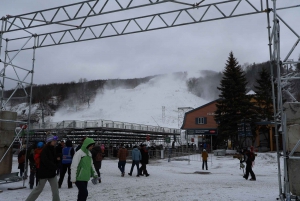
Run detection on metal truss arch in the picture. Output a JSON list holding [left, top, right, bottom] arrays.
[[1, 1, 300, 199]]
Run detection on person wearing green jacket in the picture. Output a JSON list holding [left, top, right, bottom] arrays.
[[71, 138, 98, 201]]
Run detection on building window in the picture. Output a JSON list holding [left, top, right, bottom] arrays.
[[195, 117, 207, 124]]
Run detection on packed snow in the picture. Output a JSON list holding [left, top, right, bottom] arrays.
[[1, 152, 282, 201]]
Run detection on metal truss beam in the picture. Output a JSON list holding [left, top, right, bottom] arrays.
[[2, 0, 177, 33], [6, 0, 292, 52], [266, 1, 300, 200], [0, 1, 300, 197]]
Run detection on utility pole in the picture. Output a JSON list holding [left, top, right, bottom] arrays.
[[162, 106, 165, 123]]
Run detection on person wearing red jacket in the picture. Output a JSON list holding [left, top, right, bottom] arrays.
[[29, 142, 44, 189], [117, 144, 128, 177]]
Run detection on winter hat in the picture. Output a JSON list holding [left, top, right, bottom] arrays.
[[46, 134, 58, 143], [37, 142, 44, 148], [203, 149, 206, 152], [66, 140, 73, 147]]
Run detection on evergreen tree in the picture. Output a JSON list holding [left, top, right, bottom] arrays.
[[214, 52, 253, 149], [254, 67, 273, 121], [253, 67, 274, 148]]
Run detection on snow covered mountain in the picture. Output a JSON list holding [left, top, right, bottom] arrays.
[[7, 72, 215, 130], [51, 73, 211, 129]]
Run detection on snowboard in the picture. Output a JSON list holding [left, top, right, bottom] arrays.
[[7, 186, 26, 190]]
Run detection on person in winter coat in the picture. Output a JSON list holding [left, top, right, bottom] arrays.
[[55, 141, 64, 176], [75, 137, 87, 152], [201, 149, 208, 170], [28, 142, 37, 189], [28, 142, 43, 189], [101, 144, 105, 154], [117, 144, 128, 177], [91, 143, 103, 183], [25, 134, 61, 201], [18, 144, 26, 178], [71, 138, 98, 201], [139, 144, 150, 177], [128, 145, 142, 177], [241, 149, 256, 181], [58, 140, 74, 188]]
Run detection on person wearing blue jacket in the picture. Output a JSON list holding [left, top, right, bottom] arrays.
[[58, 140, 74, 188], [128, 145, 142, 177]]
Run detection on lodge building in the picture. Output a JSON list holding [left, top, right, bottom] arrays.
[[180, 96, 280, 151]]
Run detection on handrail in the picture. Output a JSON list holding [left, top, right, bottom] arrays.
[[29, 119, 181, 134]]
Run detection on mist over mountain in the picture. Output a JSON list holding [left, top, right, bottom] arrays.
[[8, 60, 299, 128], [51, 72, 213, 128]]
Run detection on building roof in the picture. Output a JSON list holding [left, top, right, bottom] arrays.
[[246, 90, 256, 95], [180, 99, 220, 129], [184, 99, 220, 115]]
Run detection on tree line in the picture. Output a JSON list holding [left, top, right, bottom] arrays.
[[5, 76, 156, 110], [213, 52, 300, 149]]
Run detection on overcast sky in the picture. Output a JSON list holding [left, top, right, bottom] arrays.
[[0, 0, 299, 89]]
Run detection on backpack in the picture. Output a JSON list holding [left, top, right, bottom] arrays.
[[95, 152, 102, 162], [18, 154, 25, 164], [34, 148, 43, 168], [249, 152, 255, 161]]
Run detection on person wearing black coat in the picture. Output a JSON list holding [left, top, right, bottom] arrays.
[[241, 149, 256, 181], [25, 134, 61, 201], [55, 141, 64, 176], [91, 144, 103, 183], [17, 145, 26, 178], [139, 144, 150, 177], [28, 142, 37, 189]]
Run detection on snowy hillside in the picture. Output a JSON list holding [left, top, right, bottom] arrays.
[[51, 73, 211, 128]]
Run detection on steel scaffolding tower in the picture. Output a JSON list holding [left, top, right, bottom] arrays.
[[178, 107, 193, 128], [1, 1, 300, 199]]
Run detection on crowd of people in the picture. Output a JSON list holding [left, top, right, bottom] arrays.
[[18, 134, 151, 201], [18, 133, 256, 201]]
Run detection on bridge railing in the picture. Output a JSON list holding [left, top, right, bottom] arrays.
[[30, 119, 181, 134]]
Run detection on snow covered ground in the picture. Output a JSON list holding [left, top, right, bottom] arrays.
[[1, 152, 282, 201]]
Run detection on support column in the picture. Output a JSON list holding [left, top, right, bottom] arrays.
[[284, 102, 300, 196], [270, 126, 273, 151], [0, 111, 17, 175], [255, 127, 260, 148]]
